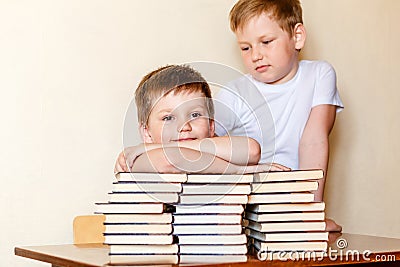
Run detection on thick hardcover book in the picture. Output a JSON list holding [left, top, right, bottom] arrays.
[[104, 234, 177, 245], [179, 254, 247, 264], [115, 172, 187, 183], [182, 184, 251, 195], [173, 224, 242, 235], [177, 234, 247, 245], [179, 244, 247, 255], [186, 173, 253, 184], [108, 192, 179, 203], [253, 239, 328, 251], [109, 244, 179, 254], [245, 228, 329, 242], [251, 181, 318, 193], [244, 211, 325, 222], [95, 202, 175, 214], [173, 214, 242, 225], [104, 223, 173, 234], [104, 213, 172, 224], [174, 204, 244, 214], [179, 194, 248, 205], [253, 169, 323, 182], [109, 254, 179, 264], [243, 219, 326, 232], [246, 202, 325, 213], [247, 193, 314, 204], [112, 182, 182, 193]]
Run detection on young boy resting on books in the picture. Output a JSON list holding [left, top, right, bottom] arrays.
[[114, 64, 289, 174]]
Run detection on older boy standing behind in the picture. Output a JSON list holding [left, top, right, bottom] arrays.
[[214, 0, 343, 231]]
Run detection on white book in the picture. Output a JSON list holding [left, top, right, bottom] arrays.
[[104, 234, 176, 245], [245, 228, 329, 242], [173, 224, 242, 235], [95, 202, 174, 214], [179, 244, 247, 255], [253, 169, 323, 182], [182, 184, 251, 195], [104, 213, 172, 224], [104, 223, 172, 234], [177, 234, 247, 245], [112, 182, 182, 193], [174, 204, 244, 214], [246, 202, 325, 213], [253, 239, 328, 251], [109, 254, 178, 264], [186, 173, 253, 184], [243, 219, 326, 232], [179, 194, 248, 204], [109, 244, 179, 254], [115, 172, 187, 183], [251, 181, 319, 193], [108, 192, 179, 203], [244, 211, 325, 222], [179, 254, 247, 264], [173, 214, 242, 225], [247, 193, 314, 204]]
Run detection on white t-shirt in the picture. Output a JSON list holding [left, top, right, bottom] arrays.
[[214, 60, 344, 169]]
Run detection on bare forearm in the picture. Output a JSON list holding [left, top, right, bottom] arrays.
[[131, 147, 242, 174], [299, 139, 329, 202], [164, 136, 260, 165], [299, 105, 336, 202]]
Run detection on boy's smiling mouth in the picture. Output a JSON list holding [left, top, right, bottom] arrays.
[[173, 138, 197, 142]]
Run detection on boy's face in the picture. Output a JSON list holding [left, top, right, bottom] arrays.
[[140, 90, 214, 143], [235, 13, 305, 84]]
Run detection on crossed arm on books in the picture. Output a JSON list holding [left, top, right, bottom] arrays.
[[115, 136, 285, 173], [125, 147, 289, 174]]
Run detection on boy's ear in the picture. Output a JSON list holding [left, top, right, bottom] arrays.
[[139, 124, 153, 143], [209, 119, 215, 137], [293, 23, 306, 50]]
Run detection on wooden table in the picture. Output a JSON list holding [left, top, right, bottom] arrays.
[[15, 233, 400, 266]]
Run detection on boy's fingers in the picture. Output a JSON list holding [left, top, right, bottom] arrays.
[[269, 163, 291, 171], [114, 162, 122, 173], [114, 152, 129, 173], [325, 218, 342, 232]]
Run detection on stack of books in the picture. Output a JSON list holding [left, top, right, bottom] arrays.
[[173, 173, 252, 264], [95, 172, 186, 265], [243, 170, 328, 260]]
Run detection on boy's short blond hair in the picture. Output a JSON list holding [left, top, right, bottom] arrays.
[[135, 65, 214, 126], [229, 0, 303, 36]]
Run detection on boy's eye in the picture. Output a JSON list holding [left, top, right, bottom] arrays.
[[262, 40, 272, 45], [240, 46, 249, 51], [162, 115, 174, 121], [190, 112, 202, 119]]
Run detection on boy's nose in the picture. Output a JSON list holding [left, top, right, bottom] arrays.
[[251, 47, 263, 62], [179, 120, 192, 132]]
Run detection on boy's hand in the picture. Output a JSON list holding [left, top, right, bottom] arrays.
[[239, 162, 291, 173], [325, 218, 342, 232], [114, 144, 162, 173], [114, 151, 128, 173]]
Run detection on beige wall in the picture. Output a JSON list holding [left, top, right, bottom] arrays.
[[1, 1, 399, 266], [301, 0, 400, 238]]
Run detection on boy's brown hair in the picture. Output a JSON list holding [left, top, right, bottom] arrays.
[[229, 0, 303, 36], [135, 65, 214, 126]]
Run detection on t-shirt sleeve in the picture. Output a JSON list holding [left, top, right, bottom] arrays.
[[312, 61, 344, 112]]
